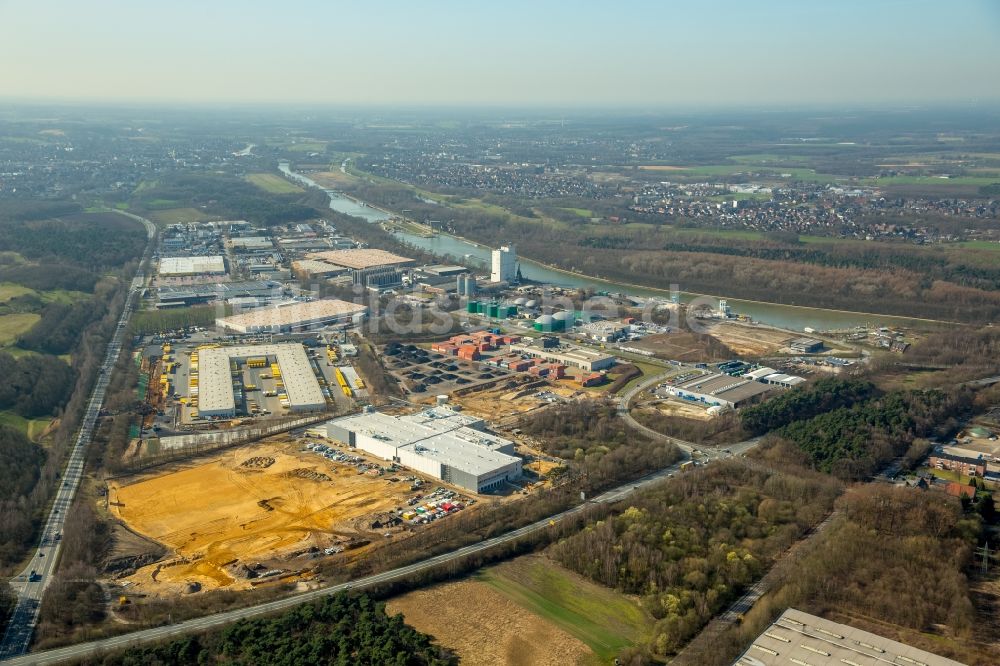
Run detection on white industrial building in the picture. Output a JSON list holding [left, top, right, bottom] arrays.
[[491, 244, 517, 283], [580, 320, 628, 343], [198, 343, 326, 417], [215, 299, 368, 333], [159, 255, 226, 276], [735, 608, 964, 666], [509, 341, 616, 372], [324, 408, 522, 493]]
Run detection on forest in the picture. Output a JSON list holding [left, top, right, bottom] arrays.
[[131, 173, 316, 227], [522, 399, 682, 486], [0, 352, 75, 418], [0, 211, 146, 273], [770, 387, 972, 480], [684, 485, 994, 666], [549, 461, 841, 659], [740, 377, 878, 436], [87, 593, 456, 666]]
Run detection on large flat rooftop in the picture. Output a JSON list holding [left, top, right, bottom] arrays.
[[215, 299, 368, 332], [326, 408, 517, 477], [159, 255, 226, 276], [198, 343, 325, 415], [307, 248, 415, 270], [734, 608, 965, 666]]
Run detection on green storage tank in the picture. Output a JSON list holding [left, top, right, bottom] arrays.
[[466, 301, 480, 314]]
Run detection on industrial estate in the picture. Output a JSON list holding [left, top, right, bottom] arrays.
[[2, 96, 999, 666]]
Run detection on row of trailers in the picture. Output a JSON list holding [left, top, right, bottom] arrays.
[[326, 345, 365, 399]]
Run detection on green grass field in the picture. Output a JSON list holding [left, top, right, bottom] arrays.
[[0, 283, 35, 303], [246, 172, 305, 194], [560, 207, 594, 218], [0, 409, 52, 441], [146, 207, 216, 226], [0, 313, 41, 346], [478, 556, 653, 663]]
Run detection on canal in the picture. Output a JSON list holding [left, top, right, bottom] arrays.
[[279, 162, 951, 333]]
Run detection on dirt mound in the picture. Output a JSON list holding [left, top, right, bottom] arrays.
[[241, 456, 275, 469], [282, 468, 331, 482]]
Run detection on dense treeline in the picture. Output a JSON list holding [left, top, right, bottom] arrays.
[[0, 426, 45, 564], [0, 427, 45, 504], [551, 462, 841, 659], [684, 486, 992, 666], [128, 304, 223, 335], [906, 326, 1000, 369], [18, 299, 108, 355], [0, 264, 99, 293], [522, 399, 682, 484], [0, 212, 146, 274], [0, 352, 75, 418], [89, 593, 455, 666], [740, 377, 876, 436], [770, 387, 971, 480], [0, 271, 129, 575], [133, 174, 316, 227]]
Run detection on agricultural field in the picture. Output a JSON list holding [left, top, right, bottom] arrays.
[[387, 555, 653, 666], [245, 172, 305, 194], [108, 440, 416, 596]]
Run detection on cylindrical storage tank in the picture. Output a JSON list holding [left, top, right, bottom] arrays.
[[525, 299, 537, 308], [436, 394, 449, 406], [466, 301, 480, 313], [534, 314, 555, 331], [514, 297, 527, 306]]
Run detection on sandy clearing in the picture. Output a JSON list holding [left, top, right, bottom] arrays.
[[110, 442, 412, 595], [387, 579, 593, 666]]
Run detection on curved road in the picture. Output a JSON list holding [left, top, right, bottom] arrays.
[[0, 213, 155, 661], [617, 371, 761, 458]]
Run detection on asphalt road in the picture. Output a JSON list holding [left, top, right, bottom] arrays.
[[617, 370, 761, 459], [1, 456, 693, 666], [0, 215, 155, 661]]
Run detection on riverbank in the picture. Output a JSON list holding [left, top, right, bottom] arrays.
[[280, 162, 958, 333]]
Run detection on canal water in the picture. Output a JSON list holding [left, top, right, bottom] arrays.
[[280, 162, 948, 332]]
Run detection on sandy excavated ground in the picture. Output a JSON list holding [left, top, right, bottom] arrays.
[[110, 442, 411, 596], [387, 579, 593, 666], [704, 321, 792, 356]]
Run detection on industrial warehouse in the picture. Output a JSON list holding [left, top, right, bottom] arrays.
[[661, 370, 776, 409], [306, 248, 416, 270], [214, 298, 368, 333], [324, 407, 523, 493], [158, 255, 227, 277], [196, 343, 326, 417]]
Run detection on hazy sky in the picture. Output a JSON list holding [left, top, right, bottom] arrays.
[[1, 0, 999, 107]]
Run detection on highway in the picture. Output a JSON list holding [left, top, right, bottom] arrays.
[[0, 214, 155, 661], [1, 456, 689, 666]]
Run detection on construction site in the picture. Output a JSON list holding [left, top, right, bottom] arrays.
[[105, 436, 482, 598]]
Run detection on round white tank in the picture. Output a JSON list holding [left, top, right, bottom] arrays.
[[436, 394, 449, 406]]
